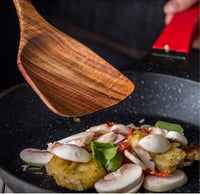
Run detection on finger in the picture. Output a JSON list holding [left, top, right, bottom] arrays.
[[192, 35, 200, 49], [165, 14, 174, 24], [163, 0, 199, 14]]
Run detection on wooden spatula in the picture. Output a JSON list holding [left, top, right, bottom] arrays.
[[13, 0, 134, 117]]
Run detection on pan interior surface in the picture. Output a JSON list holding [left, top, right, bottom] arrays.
[[0, 72, 199, 193]]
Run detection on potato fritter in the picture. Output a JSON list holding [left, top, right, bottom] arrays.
[[46, 156, 106, 191], [184, 143, 200, 161], [152, 143, 186, 173]]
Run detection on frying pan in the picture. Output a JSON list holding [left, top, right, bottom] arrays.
[[0, 71, 199, 193], [0, 3, 200, 194]]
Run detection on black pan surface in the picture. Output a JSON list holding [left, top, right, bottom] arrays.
[[0, 71, 199, 193]]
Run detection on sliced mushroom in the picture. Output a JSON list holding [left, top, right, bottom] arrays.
[[126, 123, 140, 129], [166, 131, 188, 146], [48, 142, 91, 163], [143, 170, 188, 192], [94, 132, 118, 143], [113, 134, 126, 144], [57, 131, 94, 147], [149, 127, 168, 136], [127, 174, 144, 193], [124, 150, 147, 169], [94, 163, 143, 193], [110, 124, 130, 136], [19, 148, 54, 166], [139, 134, 171, 153], [134, 147, 155, 171], [140, 124, 152, 129], [87, 124, 111, 136]]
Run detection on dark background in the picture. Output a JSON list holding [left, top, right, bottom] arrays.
[[0, 0, 199, 92]]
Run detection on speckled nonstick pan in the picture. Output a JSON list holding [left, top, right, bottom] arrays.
[[0, 71, 199, 193]]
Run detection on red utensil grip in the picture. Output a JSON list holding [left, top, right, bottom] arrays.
[[153, 5, 199, 54]]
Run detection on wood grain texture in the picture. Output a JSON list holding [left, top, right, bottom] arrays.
[[13, 0, 135, 116]]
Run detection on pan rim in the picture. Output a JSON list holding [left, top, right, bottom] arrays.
[[0, 71, 199, 99]]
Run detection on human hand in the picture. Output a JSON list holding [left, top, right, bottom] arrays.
[[163, 0, 199, 49]]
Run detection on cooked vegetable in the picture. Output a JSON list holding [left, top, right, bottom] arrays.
[[166, 131, 188, 146], [116, 142, 132, 154], [91, 141, 123, 171], [20, 148, 53, 167], [46, 156, 106, 191], [128, 130, 148, 147], [95, 163, 143, 193], [134, 147, 155, 171], [124, 150, 147, 169], [139, 134, 171, 153], [48, 142, 91, 163], [155, 121, 184, 135], [152, 142, 186, 173], [184, 143, 200, 161], [143, 170, 187, 192], [144, 169, 172, 177]]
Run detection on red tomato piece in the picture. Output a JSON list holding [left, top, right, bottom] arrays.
[[116, 142, 132, 154]]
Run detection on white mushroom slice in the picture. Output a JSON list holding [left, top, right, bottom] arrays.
[[166, 131, 188, 146], [113, 134, 126, 144], [57, 131, 94, 147], [140, 124, 153, 129], [19, 148, 53, 166], [143, 170, 188, 192], [134, 147, 155, 172], [124, 150, 147, 169], [87, 124, 111, 136], [87, 123, 130, 136], [149, 127, 168, 136], [127, 174, 144, 193], [95, 163, 143, 193], [48, 142, 91, 163], [94, 132, 118, 143], [110, 124, 130, 136], [127, 123, 139, 129], [139, 134, 171, 153]]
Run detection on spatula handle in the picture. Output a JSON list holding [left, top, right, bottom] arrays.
[[153, 5, 199, 54]]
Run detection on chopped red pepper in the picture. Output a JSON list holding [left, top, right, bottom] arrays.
[[144, 169, 172, 177], [107, 122, 114, 127], [125, 127, 134, 139]]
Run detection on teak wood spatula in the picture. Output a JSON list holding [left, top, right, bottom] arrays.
[[13, 0, 134, 117]]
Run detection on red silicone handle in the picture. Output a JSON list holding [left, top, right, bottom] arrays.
[[153, 5, 199, 54]]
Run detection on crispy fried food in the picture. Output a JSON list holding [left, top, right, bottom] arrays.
[[46, 156, 106, 191], [184, 143, 200, 161], [152, 143, 186, 174], [128, 130, 148, 147]]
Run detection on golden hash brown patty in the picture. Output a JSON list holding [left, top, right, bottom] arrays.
[[46, 156, 106, 191], [184, 143, 200, 161], [152, 143, 186, 173]]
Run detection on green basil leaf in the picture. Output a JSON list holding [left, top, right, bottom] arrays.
[[91, 141, 122, 171], [103, 147, 118, 160], [104, 154, 123, 171], [28, 167, 42, 170], [155, 120, 184, 135], [91, 142, 104, 168]]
